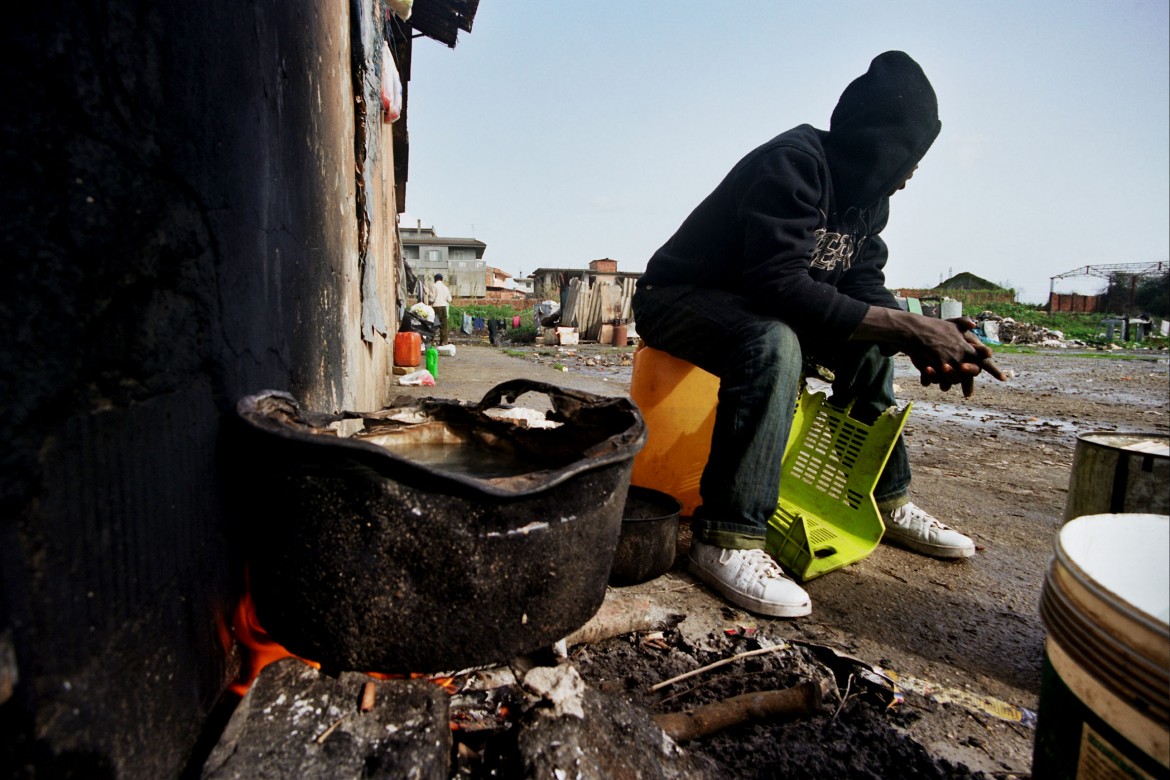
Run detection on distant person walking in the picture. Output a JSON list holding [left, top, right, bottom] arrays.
[[430, 273, 453, 346]]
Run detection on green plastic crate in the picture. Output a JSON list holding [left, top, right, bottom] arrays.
[[766, 390, 912, 581]]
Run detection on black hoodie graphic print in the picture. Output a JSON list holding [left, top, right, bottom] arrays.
[[639, 51, 941, 353]]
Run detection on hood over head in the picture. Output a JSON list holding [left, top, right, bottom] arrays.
[[825, 51, 941, 211]]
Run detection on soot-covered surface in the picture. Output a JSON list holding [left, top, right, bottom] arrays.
[[572, 627, 991, 779]]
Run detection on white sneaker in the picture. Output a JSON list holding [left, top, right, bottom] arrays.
[[688, 542, 812, 617], [881, 502, 975, 559]]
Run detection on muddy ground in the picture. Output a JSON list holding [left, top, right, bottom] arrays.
[[391, 340, 1169, 777]]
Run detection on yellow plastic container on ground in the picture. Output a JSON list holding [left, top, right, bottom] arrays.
[[628, 345, 719, 517]]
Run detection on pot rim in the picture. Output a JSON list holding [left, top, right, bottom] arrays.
[[236, 384, 647, 499], [623, 485, 683, 523]]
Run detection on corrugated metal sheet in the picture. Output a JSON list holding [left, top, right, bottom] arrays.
[[409, 0, 480, 48]]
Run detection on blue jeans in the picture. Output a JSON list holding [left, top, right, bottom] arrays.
[[632, 283, 910, 549]]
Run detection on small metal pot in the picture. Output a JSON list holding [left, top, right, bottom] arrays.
[[609, 486, 682, 586]]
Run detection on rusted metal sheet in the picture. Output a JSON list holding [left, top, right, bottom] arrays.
[[409, 0, 481, 48]]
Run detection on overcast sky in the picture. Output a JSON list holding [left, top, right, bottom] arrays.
[[400, 1, 1169, 305]]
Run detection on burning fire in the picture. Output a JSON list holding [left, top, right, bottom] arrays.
[[228, 588, 321, 696], [230, 579, 457, 696]]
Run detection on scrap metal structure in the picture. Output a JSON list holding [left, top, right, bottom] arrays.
[[1049, 261, 1168, 310]]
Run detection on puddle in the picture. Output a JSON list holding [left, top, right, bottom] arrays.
[[513, 348, 1169, 426], [907, 401, 1082, 439], [800, 377, 1085, 441], [892, 355, 1169, 409]]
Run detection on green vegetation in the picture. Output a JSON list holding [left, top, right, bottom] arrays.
[[977, 303, 1103, 342], [450, 303, 531, 323], [449, 303, 538, 343], [970, 272, 1168, 348], [1104, 272, 1169, 317], [990, 344, 1166, 358], [510, 324, 539, 343], [976, 302, 1167, 348]]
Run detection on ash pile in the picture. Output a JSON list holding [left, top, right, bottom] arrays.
[[201, 598, 989, 780]]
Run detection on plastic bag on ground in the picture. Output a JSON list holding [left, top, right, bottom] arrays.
[[397, 369, 435, 386]]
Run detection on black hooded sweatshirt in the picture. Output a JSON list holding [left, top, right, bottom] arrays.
[[638, 51, 941, 352]]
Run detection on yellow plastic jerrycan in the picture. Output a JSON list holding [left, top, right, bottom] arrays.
[[628, 344, 720, 516]]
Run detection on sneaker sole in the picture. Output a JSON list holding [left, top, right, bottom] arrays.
[[882, 531, 975, 559], [688, 560, 812, 618]]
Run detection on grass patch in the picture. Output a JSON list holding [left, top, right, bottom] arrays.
[[989, 343, 1167, 360], [976, 302, 1161, 343], [977, 302, 1167, 348], [450, 303, 530, 321], [1055, 351, 1168, 361], [507, 326, 538, 344]]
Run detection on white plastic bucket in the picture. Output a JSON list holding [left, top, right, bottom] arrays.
[[940, 298, 963, 320], [1032, 513, 1170, 778]]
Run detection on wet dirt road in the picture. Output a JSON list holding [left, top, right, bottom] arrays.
[[393, 343, 1169, 775]]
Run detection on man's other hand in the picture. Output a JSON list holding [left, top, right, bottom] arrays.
[[851, 309, 1008, 399], [913, 317, 1007, 397]]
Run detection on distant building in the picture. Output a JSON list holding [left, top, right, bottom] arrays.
[[483, 266, 528, 302], [528, 259, 641, 340], [400, 220, 487, 297], [529, 258, 640, 301], [486, 266, 512, 289]]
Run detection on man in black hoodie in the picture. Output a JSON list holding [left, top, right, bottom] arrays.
[[632, 51, 1004, 618]]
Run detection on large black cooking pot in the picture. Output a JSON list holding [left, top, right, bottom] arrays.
[[233, 380, 646, 673]]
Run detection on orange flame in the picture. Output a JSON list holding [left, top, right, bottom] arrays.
[[230, 582, 460, 697], [229, 588, 319, 696]]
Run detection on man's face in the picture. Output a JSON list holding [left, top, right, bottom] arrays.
[[888, 165, 919, 196]]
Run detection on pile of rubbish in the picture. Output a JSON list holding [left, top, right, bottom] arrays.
[[975, 312, 1079, 348], [973, 310, 1170, 349]]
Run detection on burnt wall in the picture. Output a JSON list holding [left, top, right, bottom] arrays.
[[0, 1, 394, 776]]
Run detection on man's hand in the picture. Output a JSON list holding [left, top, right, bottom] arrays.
[[912, 317, 1007, 397], [852, 310, 1008, 398]]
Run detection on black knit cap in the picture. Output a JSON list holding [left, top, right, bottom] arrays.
[[825, 51, 941, 210]]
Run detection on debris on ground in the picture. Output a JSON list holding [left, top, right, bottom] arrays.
[[378, 344, 1168, 778], [517, 346, 635, 379], [571, 623, 993, 780], [975, 312, 1077, 348], [974, 311, 1169, 349]]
